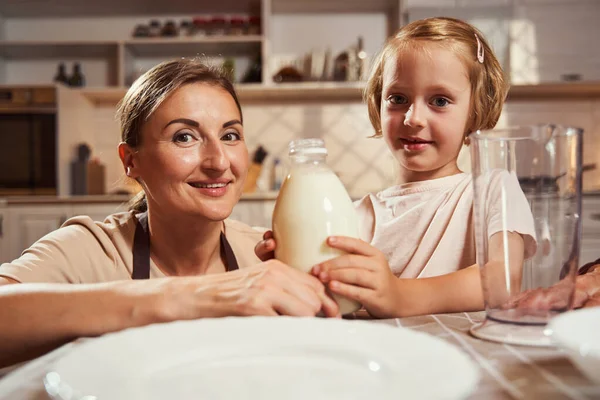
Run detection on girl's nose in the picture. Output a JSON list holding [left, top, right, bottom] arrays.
[[403, 103, 426, 128]]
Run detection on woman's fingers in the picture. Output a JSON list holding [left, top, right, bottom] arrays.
[[259, 260, 338, 317]]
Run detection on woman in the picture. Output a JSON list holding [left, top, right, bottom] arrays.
[[0, 59, 338, 368]]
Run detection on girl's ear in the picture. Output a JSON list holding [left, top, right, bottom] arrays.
[[118, 142, 140, 179]]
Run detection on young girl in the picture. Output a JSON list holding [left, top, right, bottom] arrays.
[[258, 17, 537, 318]]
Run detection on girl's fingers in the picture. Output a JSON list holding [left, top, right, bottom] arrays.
[[254, 239, 275, 261], [326, 267, 376, 290], [262, 230, 274, 241], [316, 254, 376, 275], [326, 236, 379, 256], [328, 280, 371, 305]]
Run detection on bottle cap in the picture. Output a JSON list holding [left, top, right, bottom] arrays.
[[289, 138, 327, 156]]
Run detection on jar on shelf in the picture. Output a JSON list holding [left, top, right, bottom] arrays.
[[179, 20, 194, 36], [209, 16, 228, 36], [229, 16, 247, 35], [161, 20, 179, 37], [148, 20, 161, 37], [248, 16, 261, 35], [193, 17, 209, 37]]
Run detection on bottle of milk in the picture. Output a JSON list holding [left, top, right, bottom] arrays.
[[272, 138, 361, 315]]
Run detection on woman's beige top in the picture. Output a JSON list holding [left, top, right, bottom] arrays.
[[0, 212, 264, 283], [355, 172, 537, 278]]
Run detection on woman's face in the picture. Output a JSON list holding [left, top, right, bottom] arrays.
[[122, 82, 248, 221]]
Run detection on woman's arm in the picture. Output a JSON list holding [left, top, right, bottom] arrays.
[[0, 260, 339, 368]]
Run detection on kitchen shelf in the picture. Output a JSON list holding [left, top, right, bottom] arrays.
[[0, 0, 261, 17], [79, 81, 366, 105], [0, 41, 118, 59], [507, 82, 600, 100], [124, 36, 263, 57], [78, 81, 600, 105]]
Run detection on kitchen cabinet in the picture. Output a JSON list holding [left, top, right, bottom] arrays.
[[0, 200, 128, 264], [3, 204, 70, 262]]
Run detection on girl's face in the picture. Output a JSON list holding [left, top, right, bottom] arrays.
[[380, 43, 472, 183], [121, 82, 248, 221]]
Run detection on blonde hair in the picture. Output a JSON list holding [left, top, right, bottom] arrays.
[[365, 17, 508, 137], [116, 59, 243, 212]]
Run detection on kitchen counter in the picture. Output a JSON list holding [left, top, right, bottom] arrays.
[[0, 191, 280, 206]]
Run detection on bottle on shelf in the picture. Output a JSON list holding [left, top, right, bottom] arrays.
[[53, 63, 69, 85], [68, 63, 86, 87]]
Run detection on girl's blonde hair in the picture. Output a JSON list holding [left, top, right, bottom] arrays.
[[365, 17, 508, 137], [116, 59, 242, 212]]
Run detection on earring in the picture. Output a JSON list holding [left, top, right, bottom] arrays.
[[126, 167, 131, 177]]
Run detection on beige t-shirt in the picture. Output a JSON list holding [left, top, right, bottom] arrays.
[[355, 172, 537, 279], [0, 212, 264, 283]]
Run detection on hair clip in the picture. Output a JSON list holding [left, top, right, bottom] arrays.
[[475, 34, 484, 64]]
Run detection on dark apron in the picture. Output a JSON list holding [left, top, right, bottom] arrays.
[[132, 212, 239, 279]]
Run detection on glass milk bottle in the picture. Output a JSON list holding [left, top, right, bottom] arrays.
[[272, 138, 361, 315]]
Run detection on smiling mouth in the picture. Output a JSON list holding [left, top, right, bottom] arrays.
[[400, 137, 433, 144], [188, 182, 229, 189]]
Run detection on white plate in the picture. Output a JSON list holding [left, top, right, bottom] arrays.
[[548, 308, 600, 384], [45, 317, 479, 400]]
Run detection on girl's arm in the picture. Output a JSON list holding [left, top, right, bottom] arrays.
[[0, 260, 339, 368], [314, 232, 524, 318]]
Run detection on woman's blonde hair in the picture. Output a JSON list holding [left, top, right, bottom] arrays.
[[365, 17, 508, 137], [116, 59, 243, 212]]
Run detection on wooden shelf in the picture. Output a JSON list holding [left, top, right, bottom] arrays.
[[124, 36, 263, 57], [272, 0, 399, 13], [0, 41, 118, 59], [0, 0, 261, 17], [79, 82, 366, 105], [79, 82, 600, 106], [507, 82, 600, 100]]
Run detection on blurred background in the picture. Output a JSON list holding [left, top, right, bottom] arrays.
[[0, 0, 599, 263]]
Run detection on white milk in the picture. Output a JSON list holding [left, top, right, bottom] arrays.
[[272, 139, 361, 315]]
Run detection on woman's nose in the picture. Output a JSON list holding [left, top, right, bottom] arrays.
[[404, 103, 426, 128], [201, 140, 230, 172]]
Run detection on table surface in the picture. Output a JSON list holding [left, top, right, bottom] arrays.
[[0, 312, 598, 399]]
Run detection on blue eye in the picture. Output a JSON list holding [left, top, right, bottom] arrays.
[[387, 95, 408, 105], [222, 131, 241, 142], [431, 97, 450, 107]]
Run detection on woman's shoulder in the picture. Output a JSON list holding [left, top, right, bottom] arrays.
[[62, 211, 137, 242]]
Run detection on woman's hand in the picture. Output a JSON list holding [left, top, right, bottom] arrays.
[[162, 259, 340, 320], [504, 266, 600, 310], [254, 230, 276, 261], [311, 236, 399, 318]]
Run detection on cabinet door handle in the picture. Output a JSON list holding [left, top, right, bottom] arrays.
[[0, 215, 3, 238]]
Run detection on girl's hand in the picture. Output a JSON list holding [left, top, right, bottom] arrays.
[[254, 230, 276, 261], [311, 236, 399, 318]]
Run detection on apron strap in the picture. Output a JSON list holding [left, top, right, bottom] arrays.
[[132, 212, 239, 279]]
